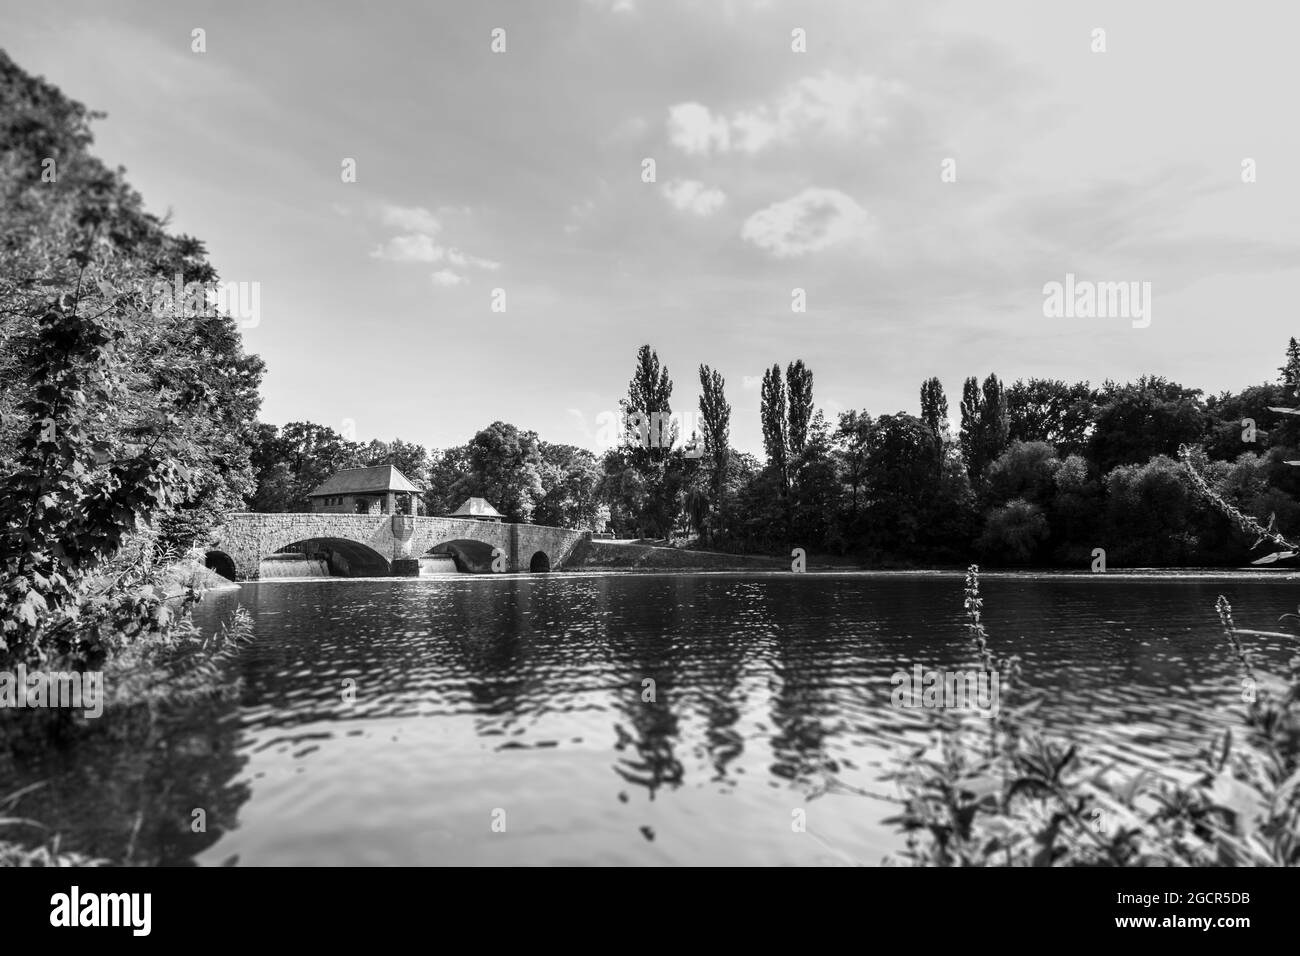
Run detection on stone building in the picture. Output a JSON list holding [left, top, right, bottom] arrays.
[[307, 464, 422, 516]]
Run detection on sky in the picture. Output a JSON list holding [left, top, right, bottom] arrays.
[[4, 0, 1299, 457]]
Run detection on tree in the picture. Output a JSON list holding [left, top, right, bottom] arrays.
[[977, 500, 1051, 565], [0, 49, 264, 554], [982, 441, 1059, 510], [786, 360, 814, 457], [454, 422, 543, 522], [350, 438, 430, 487], [760, 363, 789, 488], [1103, 455, 1203, 565], [959, 376, 983, 482], [425, 445, 471, 515], [698, 364, 731, 543], [863, 413, 942, 554], [1202, 384, 1288, 461], [275, 422, 357, 511], [624, 343, 675, 456], [1089, 377, 1205, 474], [833, 410, 873, 527], [1279, 337, 1300, 397], [1005, 378, 1095, 453], [978, 374, 1010, 476], [1050, 453, 1101, 562], [920, 377, 949, 446], [0, 305, 195, 666], [789, 411, 840, 551], [535, 442, 605, 529], [600, 345, 687, 538]]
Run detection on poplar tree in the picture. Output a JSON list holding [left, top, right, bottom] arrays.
[[959, 376, 983, 481], [698, 364, 731, 541], [760, 364, 788, 486], [920, 377, 949, 444], [786, 360, 814, 457]]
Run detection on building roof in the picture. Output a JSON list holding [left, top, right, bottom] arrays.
[[307, 464, 421, 497], [450, 496, 504, 519]]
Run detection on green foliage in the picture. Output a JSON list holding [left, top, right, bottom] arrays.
[[919, 377, 947, 438], [1102, 455, 1202, 565], [959, 376, 982, 483], [977, 500, 1050, 564], [981, 441, 1059, 510], [1005, 378, 1094, 454], [456, 421, 544, 522], [786, 360, 814, 457], [978, 374, 1010, 472], [1089, 376, 1205, 475], [760, 364, 788, 481], [0, 305, 195, 668], [594, 345, 700, 538], [1050, 453, 1101, 561], [862, 413, 941, 554], [1, 49, 263, 668], [697, 364, 731, 543], [833, 410, 874, 529], [0, 50, 263, 545], [535, 442, 605, 529]]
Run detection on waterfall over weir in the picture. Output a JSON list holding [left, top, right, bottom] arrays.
[[259, 553, 331, 579], [419, 554, 460, 575]]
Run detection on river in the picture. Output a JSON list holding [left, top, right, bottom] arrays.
[[13, 570, 1300, 865]]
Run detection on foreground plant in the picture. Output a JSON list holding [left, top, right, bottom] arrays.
[[882, 564, 1300, 866]]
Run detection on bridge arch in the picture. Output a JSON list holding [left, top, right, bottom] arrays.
[[204, 550, 237, 581], [529, 551, 551, 573], [270, 537, 390, 577], [427, 539, 498, 574]]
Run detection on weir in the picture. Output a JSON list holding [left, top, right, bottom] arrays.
[[258, 554, 331, 580], [419, 554, 460, 575]]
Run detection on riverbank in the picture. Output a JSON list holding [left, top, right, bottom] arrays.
[[574, 539, 789, 571], [0, 555, 248, 867], [569, 540, 1290, 578], [160, 559, 240, 597]]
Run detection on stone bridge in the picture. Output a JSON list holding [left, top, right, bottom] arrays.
[[207, 513, 591, 581]]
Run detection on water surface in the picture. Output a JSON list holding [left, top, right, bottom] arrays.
[[12, 571, 1300, 865]]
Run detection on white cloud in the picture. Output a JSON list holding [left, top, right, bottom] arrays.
[[661, 179, 726, 216], [370, 234, 445, 262], [368, 201, 500, 271], [667, 102, 731, 156], [740, 187, 872, 257], [741, 375, 763, 390], [668, 72, 903, 155], [378, 204, 442, 234], [447, 248, 501, 270]]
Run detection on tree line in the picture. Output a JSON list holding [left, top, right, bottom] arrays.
[[248, 339, 1300, 568]]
